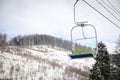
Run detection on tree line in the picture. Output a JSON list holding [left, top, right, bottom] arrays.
[[9, 34, 85, 51]]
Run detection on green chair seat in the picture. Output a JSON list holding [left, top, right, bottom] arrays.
[[72, 48, 96, 56]]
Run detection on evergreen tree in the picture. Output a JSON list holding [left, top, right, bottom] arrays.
[[89, 63, 104, 80], [89, 42, 111, 80]]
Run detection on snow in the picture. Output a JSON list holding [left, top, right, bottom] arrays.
[[28, 45, 95, 69], [0, 45, 95, 80]]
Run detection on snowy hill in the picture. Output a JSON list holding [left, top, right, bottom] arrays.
[[0, 45, 95, 80]]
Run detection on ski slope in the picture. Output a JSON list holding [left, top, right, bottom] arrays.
[[0, 45, 95, 80]]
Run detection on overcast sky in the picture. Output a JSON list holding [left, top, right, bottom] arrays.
[[0, 0, 120, 53]]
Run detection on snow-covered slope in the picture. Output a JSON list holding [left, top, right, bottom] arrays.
[[0, 45, 95, 80]]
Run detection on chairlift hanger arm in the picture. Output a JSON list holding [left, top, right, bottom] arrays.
[[73, 0, 89, 26], [74, 0, 80, 25], [74, 0, 79, 6]]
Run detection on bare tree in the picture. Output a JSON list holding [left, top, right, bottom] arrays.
[[0, 33, 7, 52], [10, 34, 86, 51]]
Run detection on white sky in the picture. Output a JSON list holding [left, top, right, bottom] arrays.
[[0, 0, 120, 53]]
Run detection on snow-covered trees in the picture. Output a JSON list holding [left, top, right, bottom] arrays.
[[89, 42, 111, 80]]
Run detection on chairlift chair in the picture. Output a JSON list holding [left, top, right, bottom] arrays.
[[69, 22, 98, 59], [69, 0, 98, 59]]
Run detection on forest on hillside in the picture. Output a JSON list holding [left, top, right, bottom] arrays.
[[0, 33, 86, 51]]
